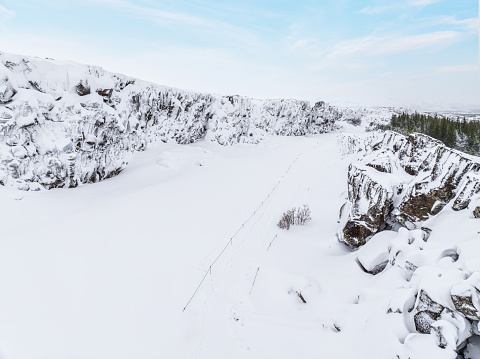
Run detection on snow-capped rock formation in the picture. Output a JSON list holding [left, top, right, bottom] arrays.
[[338, 131, 480, 357], [0, 52, 344, 190], [339, 131, 480, 248]]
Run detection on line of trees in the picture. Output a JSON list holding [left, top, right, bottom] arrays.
[[379, 112, 480, 156]]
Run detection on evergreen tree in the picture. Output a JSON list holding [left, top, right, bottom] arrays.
[[382, 112, 480, 156]]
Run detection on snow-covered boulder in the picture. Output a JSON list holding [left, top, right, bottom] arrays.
[[357, 230, 397, 274], [338, 130, 480, 356], [451, 272, 480, 320]]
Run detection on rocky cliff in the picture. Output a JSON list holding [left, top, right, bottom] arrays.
[[339, 131, 480, 248], [0, 52, 347, 190], [338, 131, 480, 357]]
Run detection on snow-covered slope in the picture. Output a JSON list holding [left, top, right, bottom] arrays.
[[338, 131, 480, 357], [0, 52, 347, 190]]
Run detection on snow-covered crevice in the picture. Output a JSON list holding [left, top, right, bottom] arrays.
[[338, 131, 480, 357], [0, 52, 349, 190]]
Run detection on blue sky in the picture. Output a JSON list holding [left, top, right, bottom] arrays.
[[0, 0, 478, 109]]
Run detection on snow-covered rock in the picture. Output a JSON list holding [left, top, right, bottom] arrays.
[[357, 230, 396, 274], [338, 130, 480, 356], [338, 131, 480, 247], [0, 51, 344, 190]]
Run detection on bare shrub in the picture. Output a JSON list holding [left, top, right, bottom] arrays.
[[277, 215, 291, 230], [296, 204, 312, 225], [277, 205, 311, 230], [278, 208, 295, 230]]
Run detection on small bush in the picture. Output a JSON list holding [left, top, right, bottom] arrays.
[[277, 205, 311, 230], [295, 204, 312, 225]]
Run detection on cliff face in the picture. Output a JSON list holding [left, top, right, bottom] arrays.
[[339, 131, 480, 248], [338, 131, 480, 357], [0, 52, 342, 190]]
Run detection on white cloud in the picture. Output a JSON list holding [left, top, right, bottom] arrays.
[[378, 31, 462, 54], [83, 0, 259, 50], [357, 0, 440, 15], [408, 0, 439, 6], [326, 31, 462, 58], [434, 16, 479, 31], [357, 5, 398, 15], [0, 4, 15, 26], [289, 38, 325, 58], [92, 0, 217, 28], [0, 4, 15, 17], [437, 65, 478, 73]]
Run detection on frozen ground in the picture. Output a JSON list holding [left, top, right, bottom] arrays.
[[0, 128, 416, 359]]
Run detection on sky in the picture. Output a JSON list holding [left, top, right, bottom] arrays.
[[0, 0, 478, 109]]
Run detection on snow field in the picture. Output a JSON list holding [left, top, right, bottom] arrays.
[[2, 130, 475, 358], [1, 50, 479, 358]]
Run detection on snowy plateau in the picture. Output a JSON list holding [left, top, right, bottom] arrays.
[[0, 51, 479, 359]]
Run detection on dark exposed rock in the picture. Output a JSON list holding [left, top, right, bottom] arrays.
[[405, 261, 418, 272], [399, 191, 437, 221], [0, 79, 17, 104], [450, 277, 480, 320], [416, 290, 444, 313], [29, 80, 44, 93], [474, 206, 480, 218], [421, 227, 432, 241], [431, 201, 447, 215], [452, 294, 479, 320], [366, 163, 391, 173], [414, 290, 444, 334], [75, 80, 91, 96], [414, 310, 438, 334], [366, 260, 388, 275], [114, 76, 135, 91], [399, 185, 457, 223], [338, 158, 397, 247], [96, 88, 113, 98], [343, 221, 374, 248], [452, 175, 480, 211]]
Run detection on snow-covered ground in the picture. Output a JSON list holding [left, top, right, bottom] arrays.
[[0, 128, 414, 359], [1, 51, 479, 359]]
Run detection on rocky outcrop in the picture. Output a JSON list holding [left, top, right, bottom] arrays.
[[339, 162, 396, 248], [0, 51, 344, 190], [474, 206, 480, 218], [339, 131, 480, 357], [338, 131, 480, 247], [413, 290, 445, 334]]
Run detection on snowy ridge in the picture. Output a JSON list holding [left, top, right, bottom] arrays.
[[0, 51, 346, 190], [338, 131, 480, 357]]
